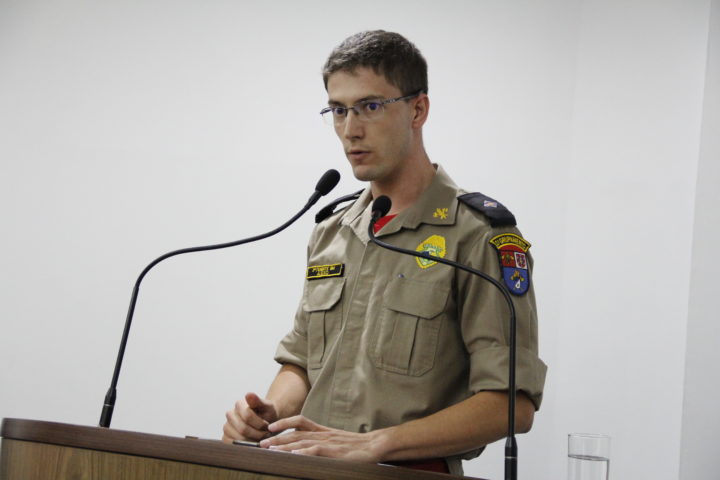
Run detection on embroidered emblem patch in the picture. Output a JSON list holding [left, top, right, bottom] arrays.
[[489, 233, 531, 295], [306, 263, 344, 280], [433, 208, 449, 220], [415, 235, 446, 269]]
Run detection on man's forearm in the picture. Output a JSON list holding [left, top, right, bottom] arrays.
[[259, 390, 534, 463], [371, 390, 535, 462], [266, 363, 310, 420]]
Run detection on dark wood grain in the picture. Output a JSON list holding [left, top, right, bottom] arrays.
[[1, 418, 485, 480], [1, 439, 293, 480]]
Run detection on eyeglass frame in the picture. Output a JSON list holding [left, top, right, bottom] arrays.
[[319, 90, 426, 125]]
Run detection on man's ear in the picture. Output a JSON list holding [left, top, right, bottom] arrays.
[[411, 93, 430, 129]]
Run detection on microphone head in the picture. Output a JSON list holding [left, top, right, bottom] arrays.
[[372, 195, 392, 219], [315, 169, 341, 196]]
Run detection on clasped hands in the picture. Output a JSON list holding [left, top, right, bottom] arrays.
[[223, 393, 383, 463]]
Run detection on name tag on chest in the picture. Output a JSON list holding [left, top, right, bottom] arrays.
[[306, 263, 345, 280]]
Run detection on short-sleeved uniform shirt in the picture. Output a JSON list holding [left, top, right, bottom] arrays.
[[275, 165, 547, 474]]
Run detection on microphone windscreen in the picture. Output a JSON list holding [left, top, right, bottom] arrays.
[[372, 196, 392, 218], [315, 169, 341, 196]]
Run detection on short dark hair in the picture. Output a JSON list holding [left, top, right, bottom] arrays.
[[322, 30, 428, 95]]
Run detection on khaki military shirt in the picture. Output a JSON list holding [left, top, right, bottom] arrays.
[[275, 165, 546, 474]]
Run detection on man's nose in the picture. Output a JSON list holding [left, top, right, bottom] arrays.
[[342, 109, 364, 139]]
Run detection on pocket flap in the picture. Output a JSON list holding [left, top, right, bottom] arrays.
[[303, 277, 345, 312], [383, 277, 450, 319]]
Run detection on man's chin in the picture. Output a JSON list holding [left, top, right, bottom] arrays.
[[351, 164, 381, 182]]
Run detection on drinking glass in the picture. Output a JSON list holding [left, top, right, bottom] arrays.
[[568, 433, 610, 480]]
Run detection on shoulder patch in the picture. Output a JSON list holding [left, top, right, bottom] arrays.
[[315, 189, 364, 223], [490, 233, 531, 296], [457, 192, 516, 227]]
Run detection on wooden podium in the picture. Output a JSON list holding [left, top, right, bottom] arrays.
[[1, 418, 482, 479]]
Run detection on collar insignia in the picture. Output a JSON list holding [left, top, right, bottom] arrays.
[[415, 235, 446, 269], [489, 233, 531, 295], [433, 208, 449, 220]]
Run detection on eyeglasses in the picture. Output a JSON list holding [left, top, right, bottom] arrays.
[[319, 91, 424, 126]]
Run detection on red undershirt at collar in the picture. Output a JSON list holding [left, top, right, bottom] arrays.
[[373, 214, 397, 234]]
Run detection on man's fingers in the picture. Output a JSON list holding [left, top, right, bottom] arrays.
[[225, 408, 270, 441], [245, 392, 266, 410], [261, 429, 321, 448], [266, 438, 336, 458], [257, 421, 378, 463], [223, 417, 249, 441], [290, 444, 325, 456], [268, 415, 323, 434], [264, 434, 321, 451], [244, 392, 278, 423], [235, 399, 270, 431], [222, 393, 281, 443]]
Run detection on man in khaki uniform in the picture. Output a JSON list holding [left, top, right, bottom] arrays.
[[223, 30, 546, 475]]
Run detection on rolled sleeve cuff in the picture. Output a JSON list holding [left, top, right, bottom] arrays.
[[468, 345, 547, 409], [273, 330, 308, 370]]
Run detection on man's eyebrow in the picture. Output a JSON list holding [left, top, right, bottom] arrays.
[[327, 94, 385, 107]]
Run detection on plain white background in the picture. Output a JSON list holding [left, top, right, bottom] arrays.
[[1, 1, 718, 479]]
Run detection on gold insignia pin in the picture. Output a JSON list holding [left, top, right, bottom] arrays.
[[433, 208, 449, 220]]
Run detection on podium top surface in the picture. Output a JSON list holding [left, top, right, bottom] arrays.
[[1, 418, 483, 480]]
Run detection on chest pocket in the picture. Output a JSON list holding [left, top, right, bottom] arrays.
[[370, 276, 450, 376], [303, 277, 344, 370]]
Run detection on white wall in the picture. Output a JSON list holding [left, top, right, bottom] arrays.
[[548, 2, 711, 480], [680, 0, 720, 478], [0, 1, 714, 479]]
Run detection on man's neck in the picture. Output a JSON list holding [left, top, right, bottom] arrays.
[[370, 157, 436, 215]]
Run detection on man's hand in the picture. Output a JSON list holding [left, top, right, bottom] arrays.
[[222, 392, 279, 442], [253, 391, 535, 464], [221, 364, 311, 443], [259, 415, 384, 463]]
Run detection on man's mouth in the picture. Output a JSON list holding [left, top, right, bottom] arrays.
[[347, 149, 370, 161]]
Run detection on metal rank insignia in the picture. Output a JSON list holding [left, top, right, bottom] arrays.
[[489, 233, 531, 296], [306, 263, 345, 280]]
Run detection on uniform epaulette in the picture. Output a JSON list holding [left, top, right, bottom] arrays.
[[457, 192, 517, 227], [315, 189, 364, 223]]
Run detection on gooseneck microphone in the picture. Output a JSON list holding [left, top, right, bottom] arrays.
[[99, 169, 340, 428], [369, 196, 520, 480]]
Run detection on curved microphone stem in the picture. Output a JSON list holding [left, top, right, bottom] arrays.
[[367, 217, 518, 480], [99, 171, 339, 429]]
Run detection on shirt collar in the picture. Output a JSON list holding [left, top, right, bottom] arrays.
[[340, 164, 461, 243], [341, 186, 374, 244]]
